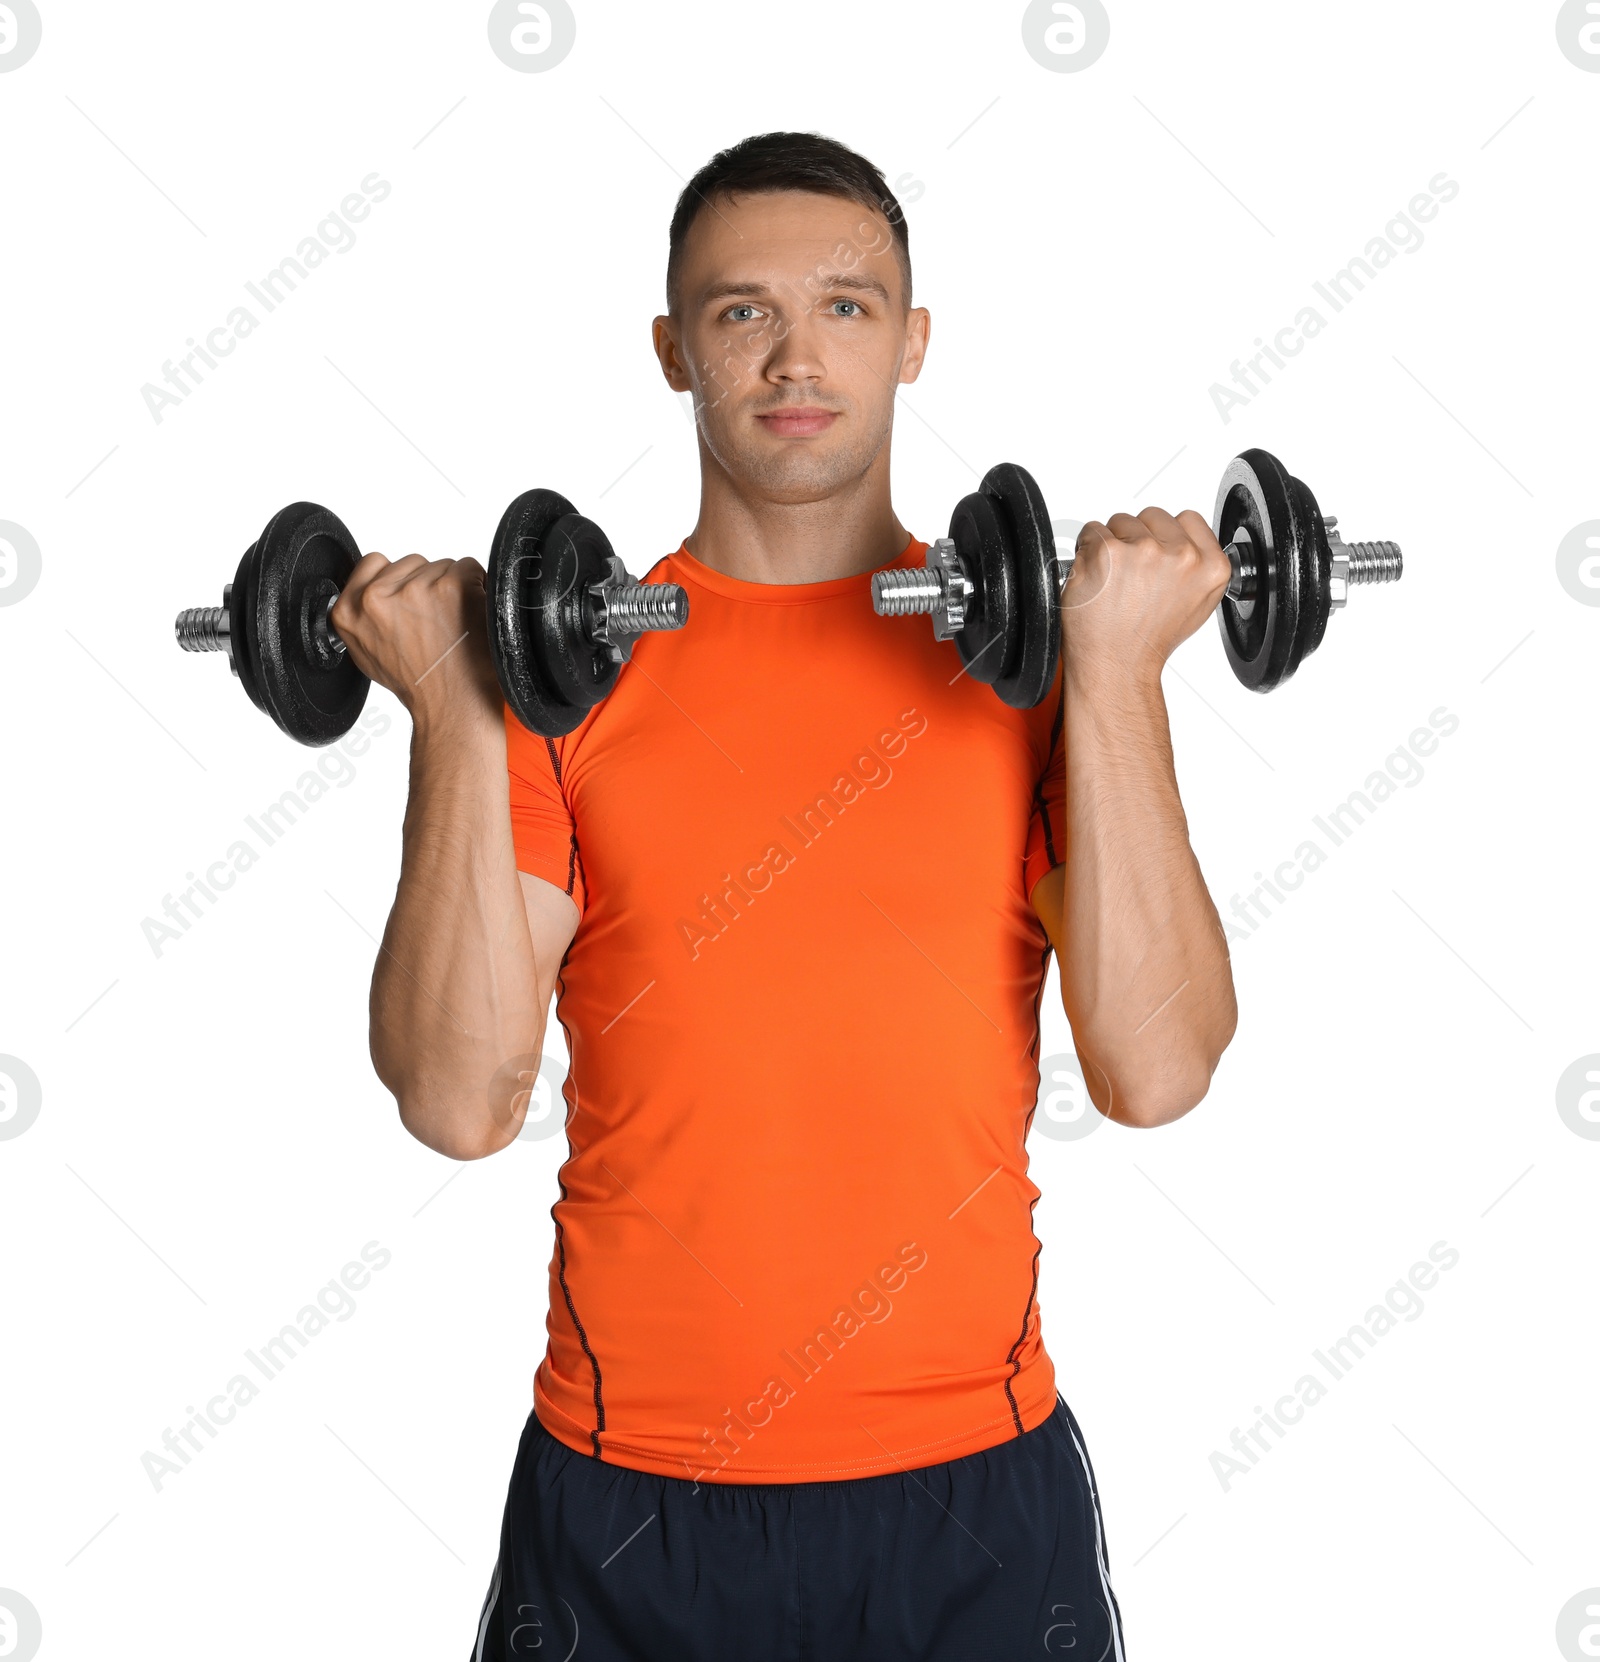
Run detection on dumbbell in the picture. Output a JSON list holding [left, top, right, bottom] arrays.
[[174, 493, 688, 743], [870, 461, 1062, 709], [870, 449, 1402, 696]]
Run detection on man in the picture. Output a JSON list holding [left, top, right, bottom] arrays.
[[332, 131, 1236, 1660]]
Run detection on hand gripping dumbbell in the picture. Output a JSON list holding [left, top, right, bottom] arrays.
[[174, 493, 688, 742], [870, 449, 1402, 696]]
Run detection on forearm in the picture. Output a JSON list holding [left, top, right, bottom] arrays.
[[1058, 663, 1236, 1125], [370, 707, 546, 1159]]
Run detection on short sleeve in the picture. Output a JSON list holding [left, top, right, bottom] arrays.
[[504, 705, 585, 918], [1022, 692, 1065, 904]]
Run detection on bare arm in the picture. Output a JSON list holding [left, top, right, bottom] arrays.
[[1032, 508, 1238, 1129], [330, 552, 578, 1160]]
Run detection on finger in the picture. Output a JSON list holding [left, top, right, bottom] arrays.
[[422, 556, 487, 592], [409, 557, 467, 587], [1065, 522, 1116, 606], [338, 550, 394, 604], [357, 554, 431, 600], [1074, 520, 1115, 554], [1104, 512, 1148, 544], [1175, 508, 1228, 559], [1132, 506, 1190, 549]]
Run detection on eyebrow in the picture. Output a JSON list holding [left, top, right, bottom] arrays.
[[695, 270, 892, 309]]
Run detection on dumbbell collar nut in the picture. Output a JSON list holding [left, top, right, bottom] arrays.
[[584, 555, 689, 665], [868, 538, 974, 640], [926, 537, 973, 641], [587, 554, 633, 665]]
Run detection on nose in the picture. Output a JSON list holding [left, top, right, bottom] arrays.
[[763, 308, 829, 386]]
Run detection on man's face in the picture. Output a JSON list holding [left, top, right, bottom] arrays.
[[655, 189, 928, 504]]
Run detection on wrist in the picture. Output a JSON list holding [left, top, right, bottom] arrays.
[[408, 689, 507, 754], [1062, 638, 1166, 704]]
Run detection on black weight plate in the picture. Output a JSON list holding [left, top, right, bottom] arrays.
[[980, 462, 1060, 709], [232, 502, 367, 745], [488, 488, 576, 734], [947, 487, 1015, 688], [1263, 467, 1320, 692], [228, 540, 267, 715], [530, 514, 626, 712], [488, 490, 622, 736], [1285, 472, 1333, 680], [1213, 450, 1301, 693]]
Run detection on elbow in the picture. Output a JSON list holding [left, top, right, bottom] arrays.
[[388, 1068, 520, 1162], [1108, 1065, 1214, 1129], [388, 1044, 549, 1161], [396, 1095, 504, 1162], [372, 1026, 526, 1161], [1082, 1003, 1237, 1130]]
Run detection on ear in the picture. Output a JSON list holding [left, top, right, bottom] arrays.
[[898, 306, 931, 386]]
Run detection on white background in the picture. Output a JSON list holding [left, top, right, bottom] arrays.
[[1, 2, 1595, 1658]]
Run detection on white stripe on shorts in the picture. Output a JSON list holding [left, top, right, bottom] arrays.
[[1061, 1413, 1126, 1662], [474, 1559, 502, 1662]]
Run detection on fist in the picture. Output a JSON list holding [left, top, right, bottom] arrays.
[[1063, 507, 1232, 683], [329, 553, 502, 726]]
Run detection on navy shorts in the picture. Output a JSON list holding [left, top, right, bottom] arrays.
[[470, 1394, 1126, 1661]]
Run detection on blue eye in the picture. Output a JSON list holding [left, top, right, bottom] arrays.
[[728, 304, 759, 322], [832, 300, 861, 317]]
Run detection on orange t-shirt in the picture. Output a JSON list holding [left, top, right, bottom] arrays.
[[504, 532, 1066, 1483]]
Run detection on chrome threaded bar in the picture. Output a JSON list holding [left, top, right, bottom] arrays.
[[871, 567, 945, 616], [586, 558, 690, 658], [175, 607, 229, 650], [872, 542, 971, 640], [604, 581, 689, 634], [1325, 516, 1402, 610], [1346, 541, 1403, 583]]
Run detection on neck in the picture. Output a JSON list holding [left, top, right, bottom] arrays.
[[682, 449, 912, 585]]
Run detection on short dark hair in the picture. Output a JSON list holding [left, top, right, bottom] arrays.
[[665, 131, 912, 318]]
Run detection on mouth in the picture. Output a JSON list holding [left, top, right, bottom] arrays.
[[754, 406, 839, 438]]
